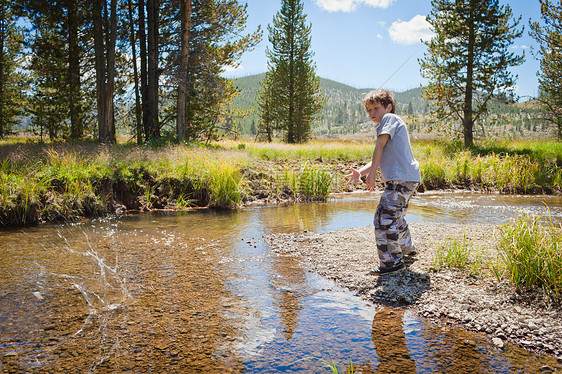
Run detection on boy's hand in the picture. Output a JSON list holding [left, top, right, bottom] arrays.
[[366, 170, 377, 192], [345, 167, 362, 187]]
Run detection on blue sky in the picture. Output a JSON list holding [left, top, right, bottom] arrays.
[[224, 0, 541, 99]]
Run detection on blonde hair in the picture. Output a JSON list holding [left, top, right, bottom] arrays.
[[363, 89, 396, 114]]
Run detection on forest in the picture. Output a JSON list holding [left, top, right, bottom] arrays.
[[0, 0, 261, 143]]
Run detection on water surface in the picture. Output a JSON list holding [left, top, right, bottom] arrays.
[[1, 192, 561, 372]]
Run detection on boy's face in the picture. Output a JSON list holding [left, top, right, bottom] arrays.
[[366, 102, 393, 124]]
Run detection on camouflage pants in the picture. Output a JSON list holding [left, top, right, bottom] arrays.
[[373, 181, 418, 269]]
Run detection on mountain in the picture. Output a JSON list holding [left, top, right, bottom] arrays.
[[230, 73, 426, 136]]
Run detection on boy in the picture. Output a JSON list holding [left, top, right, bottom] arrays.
[[346, 89, 421, 275]]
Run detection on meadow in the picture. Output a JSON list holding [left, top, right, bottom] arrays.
[[1, 137, 562, 227]]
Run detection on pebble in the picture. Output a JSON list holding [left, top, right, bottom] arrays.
[[492, 338, 504, 349], [528, 321, 539, 330]]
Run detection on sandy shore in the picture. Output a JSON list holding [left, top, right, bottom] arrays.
[[265, 222, 562, 359]]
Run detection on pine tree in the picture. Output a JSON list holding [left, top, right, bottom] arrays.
[[28, 24, 68, 139], [0, 0, 27, 138], [20, 0, 92, 140], [530, 0, 562, 139], [420, 0, 524, 147], [256, 72, 275, 142], [258, 0, 324, 143]]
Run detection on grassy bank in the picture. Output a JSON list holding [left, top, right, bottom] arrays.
[[1, 138, 561, 227], [435, 214, 562, 303], [0, 141, 334, 226], [416, 140, 562, 193]]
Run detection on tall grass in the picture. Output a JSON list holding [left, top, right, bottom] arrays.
[[206, 162, 244, 207], [298, 163, 332, 199], [417, 143, 562, 192], [0, 143, 252, 225], [225, 139, 562, 194], [496, 214, 562, 300], [436, 213, 562, 302], [268, 162, 333, 200], [221, 140, 374, 162]]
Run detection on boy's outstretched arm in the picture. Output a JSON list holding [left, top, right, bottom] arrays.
[[366, 134, 390, 191]]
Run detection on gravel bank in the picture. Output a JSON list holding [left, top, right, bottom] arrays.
[[265, 222, 562, 359]]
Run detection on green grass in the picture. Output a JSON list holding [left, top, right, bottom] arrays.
[[1, 138, 562, 226], [221, 139, 373, 162], [224, 139, 562, 194], [436, 212, 562, 302], [298, 163, 333, 199], [496, 214, 562, 300], [433, 232, 484, 275], [415, 140, 562, 193], [0, 140, 337, 225]]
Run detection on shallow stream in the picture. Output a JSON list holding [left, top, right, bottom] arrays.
[[1, 192, 562, 372]]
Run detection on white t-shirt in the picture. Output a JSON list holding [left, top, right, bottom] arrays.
[[376, 113, 421, 183]]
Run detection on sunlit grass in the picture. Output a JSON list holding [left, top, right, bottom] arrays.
[[416, 141, 562, 193], [219, 139, 373, 161], [222, 139, 562, 193], [496, 214, 562, 300], [298, 163, 333, 199], [436, 212, 562, 302], [433, 232, 484, 275], [1, 138, 561, 225]]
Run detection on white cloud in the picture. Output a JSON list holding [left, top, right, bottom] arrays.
[[314, 0, 395, 13], [388, 15, 434, 45]]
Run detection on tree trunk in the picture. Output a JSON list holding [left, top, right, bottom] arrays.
[[92, 0, 107, 142], [93, 0, 117, 143], [138, 0, 149, 141], [106, 0, 118, 141], [463, 1, 476, 148], [67, 0, 82, 139], [146, 0, 159, 140], [287, 19, 295, 144], [176, 0, 192, 141], [127, 0, 143, 144], [0, 4, 5, 138]]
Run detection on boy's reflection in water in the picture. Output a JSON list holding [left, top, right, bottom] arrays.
[[370, 307, 416, 373]]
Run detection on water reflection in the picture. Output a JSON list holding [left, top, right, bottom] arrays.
[[367, 307, 416, 373], [270, 255, 307, 341], [1, 193, 562, 372]]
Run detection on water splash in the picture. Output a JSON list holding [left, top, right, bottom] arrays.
[[47, 229, 134, 372]]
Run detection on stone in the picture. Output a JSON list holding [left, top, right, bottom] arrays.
[[528, 321, 539, 330], [492, 338, 504, 349]]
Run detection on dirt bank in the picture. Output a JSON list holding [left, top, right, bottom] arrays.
[[265, 222, 562, 359]]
